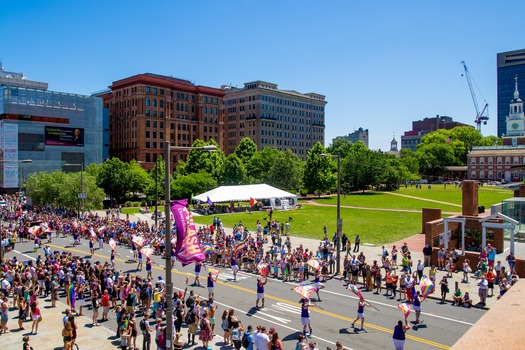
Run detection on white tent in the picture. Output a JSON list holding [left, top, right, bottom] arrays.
[[194, 184, 297, 209]]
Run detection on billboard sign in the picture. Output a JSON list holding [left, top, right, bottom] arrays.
[[45, 126, 84, 147]]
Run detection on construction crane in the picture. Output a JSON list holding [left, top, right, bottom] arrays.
[[461, 61, 489, 131]]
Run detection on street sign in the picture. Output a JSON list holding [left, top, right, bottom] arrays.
[[77, 193, 87, 199], [337, 218, 343, 237]]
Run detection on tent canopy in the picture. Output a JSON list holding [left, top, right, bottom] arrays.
[[194, 184, 296, 204]]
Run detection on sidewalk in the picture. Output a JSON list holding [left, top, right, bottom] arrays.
[[2, 299, 116, 350]]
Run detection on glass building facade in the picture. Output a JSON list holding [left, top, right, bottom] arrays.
[[497, 49, 525, 137], [0, 86, 103, 190]]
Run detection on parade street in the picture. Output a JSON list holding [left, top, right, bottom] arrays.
[[6, 233, 486, 350]]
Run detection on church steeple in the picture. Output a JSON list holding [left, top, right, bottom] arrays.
[[513, 75, 521, 102], [390, 133, 398, 152], [506, 75, 525, 136]]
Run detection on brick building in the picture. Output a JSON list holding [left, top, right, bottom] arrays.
[[222, 81, 326, 160], [97, 73, 225, 171]]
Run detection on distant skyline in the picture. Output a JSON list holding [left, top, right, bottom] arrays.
[[1, 1, 522, 150]]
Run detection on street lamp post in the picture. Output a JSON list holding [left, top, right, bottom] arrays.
[[154, 160, 158, 229], [0, 159, 32, 262], [163, 142, 217, 350], [320, 153, 341, 275], [65, 163, 85, 218]]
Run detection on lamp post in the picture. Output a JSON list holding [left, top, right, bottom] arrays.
[[0, 159, 32, 262], [154, 160, 158, 229], [65, 163, 85, 218], [320, 153, 341, 275], [163, 142, 217, 350]]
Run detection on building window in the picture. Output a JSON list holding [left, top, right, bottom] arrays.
[[479, 157, 484, 164], [153, 99, 157, 107], [153, 88, 158, 94], [514, 156, 520, 164], [146, 120, 150, 127], [146, 98, 150, 107], [160, 100, 164, 108], [146, 87, 150, 93], [203, 106, 207, 114], [146, 153, 150, 162], [146, 109, 150, 116], [146, 131, 150, 138], [488, 157, 493, 164], [488, 171, 493, 179], [505, 157, 510, 164], [471, 171, 476, 179]]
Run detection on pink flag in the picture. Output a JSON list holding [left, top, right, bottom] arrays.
[[171, 199, 205, 265], [292, 284, 317, 300], [347, 284, 364, 300], [307, 259, 321, 271], [132, 235, 145, 247], [141, 246, 154, 258]]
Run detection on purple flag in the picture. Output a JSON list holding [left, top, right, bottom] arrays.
[[170, 199, 205, 265]]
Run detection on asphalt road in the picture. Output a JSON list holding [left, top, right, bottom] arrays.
[[7, 236, 486, 350]]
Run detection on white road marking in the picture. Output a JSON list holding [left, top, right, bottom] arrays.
[[272, 302, 301, 315], [13, 250, 36, 261], [171, 286, 344, 349], [316, 284, 475, 326]]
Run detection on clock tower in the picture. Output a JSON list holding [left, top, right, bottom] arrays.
[[506, 76, 525, 137]]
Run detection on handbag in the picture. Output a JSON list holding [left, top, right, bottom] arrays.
[[37, 315, 43, 322]]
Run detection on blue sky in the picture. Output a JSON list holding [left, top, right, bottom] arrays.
[[0, 1, 521, 150]]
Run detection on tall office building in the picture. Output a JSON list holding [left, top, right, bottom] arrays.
[[497, 49, 525, 137], [98, 73, 225, 171], [0, 65, 103, 191], [222, 81, 326, 160], [332, 127, 369, 148]]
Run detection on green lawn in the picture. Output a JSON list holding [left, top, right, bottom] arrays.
[[121, 207, 141, 215], [190, 185, 514, 245], [310, 192, 462, 212]]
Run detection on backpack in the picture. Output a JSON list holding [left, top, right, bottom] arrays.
[[185, 296, 194, 308], [139, 319, 146, 331], [140, 287, 148, 301], [185, 310, 194, 325], [242, 332, 249, 349]]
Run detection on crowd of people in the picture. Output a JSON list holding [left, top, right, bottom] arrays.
[[0, 197, 522, 350]]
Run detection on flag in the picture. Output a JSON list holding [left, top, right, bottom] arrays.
[[132, 235, 145, 248], [28, 226, 41, 237], [347, 284, 365, 300], [67, 284, 76, 307], [202, 244, 215, 255], [250, 197, 258, 206], [207, 266, 220, 278], [292, 284, 317, 300], [141, 246, 154, 258], [89, 228, 96, 238], [234, 240, 247, 253], [307, 259, 321, 271], [207, 196, 214, 205], [171, 199, 206, 266], [398, 303, 411, 319], [420, 276, 435, 298], [109, 238, 116, 252], [257, 262, 269, 277]]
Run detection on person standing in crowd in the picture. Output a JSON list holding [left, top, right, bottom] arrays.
[[141, 311, 152, 350], [255, 276, 268, 309], [439, 276, 449, 304], [477, 275, 488, 306], [422, 243, 432, 267], [413, 291, 423, 324], [198, 309, 213, 349], [207, 271, 217, 300], [350, 297, 371, 331], [353, 235, 360, 253], [392, 320, 411, 350]]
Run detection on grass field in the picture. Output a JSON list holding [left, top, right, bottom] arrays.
[[121, 207, 140, 215], [188, 185, 514, 245]]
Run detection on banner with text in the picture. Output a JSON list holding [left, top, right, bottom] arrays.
[[170, 199, 205, 265], [45, 126, 84, 147]]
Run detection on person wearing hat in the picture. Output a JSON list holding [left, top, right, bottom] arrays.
[[463, 290, 472, 308]]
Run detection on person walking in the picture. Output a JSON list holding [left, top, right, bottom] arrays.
[[255, 277, 268, 309], [413, 291, 423, 324], [194, 261, 202, 287], [392, 320, 411, 350], [207, 271, 217, 300], [350, 297, 371, 331], [300, 298, 318, 337], [353, 235, 360, 253]]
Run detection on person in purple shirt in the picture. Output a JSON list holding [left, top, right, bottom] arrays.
[[207, 272, 217, 299], [392, 319, 411, 350], [194, 261, 203, 287], [231, 256, 239, 281], [255, 277, 268, 309], [300, 298, 318, 337]]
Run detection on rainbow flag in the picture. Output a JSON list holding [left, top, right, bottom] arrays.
[[292, 284, 317, 300], [234, 240, 247, 253], [28, 226, 41, 237], [202, 244, 215, 255], [132, 235, 145, 248], [420, 276, 435, 298], [307, 259, 321, 271], [207, 266, 220, 278], [67, 284, 76, 307], [347, 284, 365, 300], [141, 246, 154, 258], [257, 262, 269, 277], [398, 302, 411, 319]]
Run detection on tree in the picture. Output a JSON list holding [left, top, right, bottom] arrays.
[[234, 138, 258, 165], [266, 149, 304, 191], [245, 147, 282, 184], [302, 142, 334, 194], [145, 157, 165, 203], [399, 148, 420, 177], [342, 141, 382, 192], [128, 159, 150, 196], [417, 143, 456, 176], [171, 171, 217, 200], [222, 153, 246, 185], [25, 171, 66, 207], [326, 137, 353, 158], [181, 139, 226, 182], [96, 157, 131, 205]]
